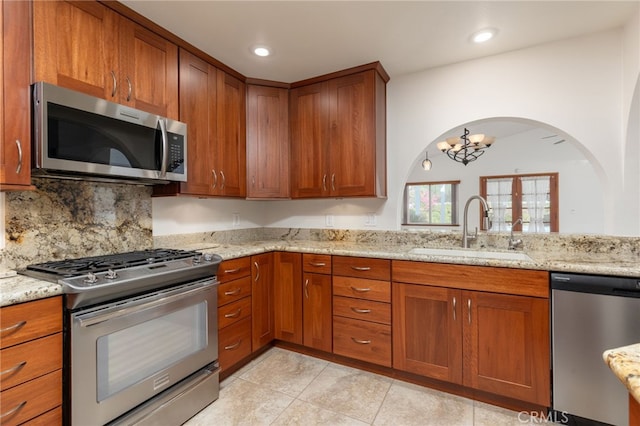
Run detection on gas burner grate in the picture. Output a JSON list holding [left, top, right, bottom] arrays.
[[26, 249, 199, 276]]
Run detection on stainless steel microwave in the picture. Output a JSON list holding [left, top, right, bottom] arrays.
[[32, 82, 187, 184]]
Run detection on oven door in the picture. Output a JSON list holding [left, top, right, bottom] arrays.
[[69, 278, 217, 426]]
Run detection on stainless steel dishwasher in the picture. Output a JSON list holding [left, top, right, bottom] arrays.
[[551, 272, 640, 426]]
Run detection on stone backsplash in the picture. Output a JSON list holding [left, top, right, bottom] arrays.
[[2, 178, 153, 270]]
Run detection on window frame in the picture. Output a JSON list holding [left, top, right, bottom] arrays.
[[402, 180, 460, 226], [479, 172, 559, 232]]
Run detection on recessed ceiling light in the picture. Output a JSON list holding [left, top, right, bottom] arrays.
[[252, 46, 271, 57], [471, 28, 497, 44]]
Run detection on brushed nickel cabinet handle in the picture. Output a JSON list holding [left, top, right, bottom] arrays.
[[253, 261, 260, 281], [331, 173, 336, 191], [220, 170, 226, 189], [110, 70, 117, 97], [351, 266, 371, 271], [351, 337, 371, 345], [0, 320, 26, 334], [0, 361, 26, 377], [304, 279, 310, 299], [322, 174, 327, 191], [0, 401, 26, 420], [351, 307, 371, 314], [224, 340, 242, 351], [223, 268, 240, 274], [350, 286, 371, 293], [15, 140, 22, 174], [126, 76, 132, 101], [467, 299, 472, 324], [453, 297, 457, 321], [224, 288, 241, 296], [224, 309, 241, 319], [308, 262, 326, 267], [212, 170, 218, 189]]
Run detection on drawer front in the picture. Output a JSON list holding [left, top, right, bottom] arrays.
[[22, 406, 62, 426], [333, 256, 390, 280], [217, 276, 252, 306], [218, 317, 252, 371], [0, 369, 61, 426], [0, 333, 62, 391], [302, 254, 331, 274], [333, 276, 390, 303], [333, 316, 391, 367], [218, 296, 252, 329], [1, 297, 62, 349], [333, 296, 390, 325], [217, 257, 251, 283]]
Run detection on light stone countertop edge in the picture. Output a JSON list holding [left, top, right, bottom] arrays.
[[603, 343, 640, 404], [3, 240, 639, 307]]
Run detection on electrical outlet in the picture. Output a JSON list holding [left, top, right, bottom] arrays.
[[232, 213, 240, 227], [325, 214, 334, 227], [365, 213, 377, 226]]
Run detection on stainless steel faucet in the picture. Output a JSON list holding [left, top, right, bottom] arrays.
[[462, 195, 491, 248], [508, 218, 524, 250]]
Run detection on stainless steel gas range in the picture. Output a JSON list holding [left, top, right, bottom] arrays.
[[21, 249, 223, 426]]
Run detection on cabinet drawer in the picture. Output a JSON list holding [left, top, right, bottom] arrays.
[[22, 406, 62, 426], [218, 296, 251, 329], [217, 276, 252, 306], [302, 254, 331, 274], [0, 369, 61, 426], [218, 317, 252, 371], [0, 297, 62, 349], [333, 256, 390, 280], [217, 257, 251, 283], [1, 333, 62, 391], [333, 276, 390, 303], [333, 316, 391, 367], [333, 296, 390, 325]]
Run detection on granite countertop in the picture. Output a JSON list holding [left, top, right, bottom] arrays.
[[2, 239, 639, 307], [603, 343, 640, 404]]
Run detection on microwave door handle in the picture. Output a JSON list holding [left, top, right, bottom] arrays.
[[158, 118, 169, 177]]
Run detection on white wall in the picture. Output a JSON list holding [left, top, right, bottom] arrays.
[[153, 26, 640, 237]]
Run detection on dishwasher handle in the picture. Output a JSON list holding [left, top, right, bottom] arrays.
[[551, 272, 640, 297]]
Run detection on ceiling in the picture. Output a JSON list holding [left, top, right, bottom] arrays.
[[121, 1, 639, 83]]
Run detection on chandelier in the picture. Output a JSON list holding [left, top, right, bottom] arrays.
[[436, 128, 495, 166]]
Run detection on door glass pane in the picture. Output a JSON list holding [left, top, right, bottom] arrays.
[[485, 178, 513, 231], [96, 302, 207, 401]]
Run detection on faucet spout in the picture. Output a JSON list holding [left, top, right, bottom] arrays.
[[462, 195, 491, 248], [509, 218, 524, 250]]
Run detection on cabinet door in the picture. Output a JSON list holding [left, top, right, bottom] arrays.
[[303, 272, 332, 352], [1, 0, 32, 189], [392, 283, 463, 383], [216, 71, 246, 197], [251, 253, 274, 350], [289, 81, 329, 198], [273, 252, 302, 343], [176, 49, 217, 196], [463, 291, 550, 406], [328, 71, 377, 197], [33, 0, 117, 100], [118, 19, 178, 119], [246, 85, 289, 199]]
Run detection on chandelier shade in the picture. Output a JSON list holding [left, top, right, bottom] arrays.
[[437, 128, 495, 166]]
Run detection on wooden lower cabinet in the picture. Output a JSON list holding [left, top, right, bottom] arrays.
[[251, 253, 274, 350], [333, 316, 391, 367], [218, 317, 252, 371], [303, 272, 332, 352], [393, 280, 550, 406], [274, 252, 303, 344]]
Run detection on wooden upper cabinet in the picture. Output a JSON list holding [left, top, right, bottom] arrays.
[[1, 0, 33, 190], [246, 85, 289, 199], [33, 0, 178, 119], [216, 71, 246, 197], [290, 81, 330, 198], [290, 65, 387, 198]]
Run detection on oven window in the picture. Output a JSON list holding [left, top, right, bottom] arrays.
[[96, 302, 207, 401]]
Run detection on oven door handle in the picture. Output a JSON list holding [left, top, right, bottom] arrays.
[[76, 280, 215, 328]]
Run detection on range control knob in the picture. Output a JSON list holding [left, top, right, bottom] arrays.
[[83, 272, 98, 285], [105, 269, 117, 280], [204, 253, 213, 262]]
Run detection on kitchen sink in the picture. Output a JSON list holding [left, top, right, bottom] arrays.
[[408, 247, 533, 262]]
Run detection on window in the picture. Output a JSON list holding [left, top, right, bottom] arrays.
[[480, 173, 558, 232], [403, 181, 460, 226]]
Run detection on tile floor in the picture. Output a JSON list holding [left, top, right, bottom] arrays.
[[185, 347, 550, 425]]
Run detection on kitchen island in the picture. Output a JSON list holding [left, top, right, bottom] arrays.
[[603, 343, 640, 425]]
